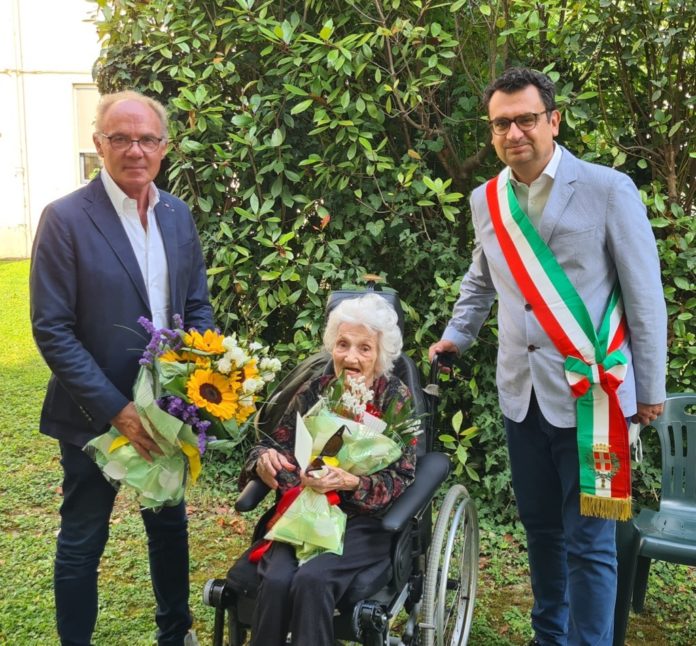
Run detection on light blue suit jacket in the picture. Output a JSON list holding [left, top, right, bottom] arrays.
[[443, 146, 667, 427]]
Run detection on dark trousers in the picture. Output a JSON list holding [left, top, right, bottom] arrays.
[[55, 441, 192, 646], [505, 393, 617, 646], [251, 515, 392, 646]]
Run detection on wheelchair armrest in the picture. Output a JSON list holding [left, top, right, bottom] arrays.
[[381, 452, 451, 533], [235, 478, 272, 512]]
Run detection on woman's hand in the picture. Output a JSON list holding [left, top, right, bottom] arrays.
[[300, 466, 360, 493], [255, 448, 296, 489]]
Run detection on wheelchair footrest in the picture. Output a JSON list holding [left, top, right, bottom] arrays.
[[353, 600, 389, 644]]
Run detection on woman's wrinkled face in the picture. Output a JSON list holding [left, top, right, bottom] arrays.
[[332, 323, 380, 388]]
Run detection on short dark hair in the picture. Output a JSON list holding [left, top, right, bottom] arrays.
[[483, 67, 557, 112]]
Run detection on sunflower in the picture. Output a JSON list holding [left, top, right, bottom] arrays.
[[159, 349, 185, 363], [160, 349, 211, 367], [234, 396, 257, 424], [192, 355, 212, 368], [183, 329, 226, 354], [244, 358, 259, 381], [186, 368, 239, 420]]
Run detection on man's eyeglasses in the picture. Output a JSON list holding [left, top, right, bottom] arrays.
[[98, 133, 165, 153], [488, 110, 552, 136]]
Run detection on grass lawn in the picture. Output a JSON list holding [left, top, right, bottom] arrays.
[[0, 260, 251, 645], [1, 258, 694, 645]]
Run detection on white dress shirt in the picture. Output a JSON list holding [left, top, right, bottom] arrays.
[[101, 169, 170, 328], [510, 143, 563, 229]]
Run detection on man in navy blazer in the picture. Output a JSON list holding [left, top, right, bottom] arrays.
[[31, 90, 213, 645], [430, 69, 666, 645]]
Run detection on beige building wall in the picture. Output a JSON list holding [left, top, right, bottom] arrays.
[[0, 0, 100, 258]]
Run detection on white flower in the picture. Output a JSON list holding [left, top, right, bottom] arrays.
[[339, 376, 373, 417], [243, 377, 264, 394], [226, 347, 247, 367], [239, 394, 254, 408], [222, 335, 238, 351], [249, 341, 263, 351], [217, 356, 232, 374], [260, 357, 282, 372], [259, 357, 281, 382]]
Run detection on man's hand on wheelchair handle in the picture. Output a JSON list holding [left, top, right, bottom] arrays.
[[428, 339, 459, 372], [255, 448, 296, 489]]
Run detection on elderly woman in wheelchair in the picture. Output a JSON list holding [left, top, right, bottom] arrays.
[[237, 293, 417, 645]]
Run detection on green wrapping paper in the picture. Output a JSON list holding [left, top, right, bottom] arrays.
[[335, 426, 403, 475], [264, 404, 402, 563], [84, 366, 200, 510], [303, 409, 402, 474], [264, 488, 348, 563]]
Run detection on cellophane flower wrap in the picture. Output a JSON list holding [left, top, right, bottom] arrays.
[[85, 315, 281, 510], [264, 375, 420, 563]]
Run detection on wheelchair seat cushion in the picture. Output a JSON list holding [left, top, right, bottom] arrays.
[[225, 543, 394, 608]]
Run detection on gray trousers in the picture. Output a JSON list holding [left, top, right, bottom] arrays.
[[251, 515, 392, 646]]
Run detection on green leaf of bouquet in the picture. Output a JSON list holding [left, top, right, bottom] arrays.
[[205, 438, 242, 455], [211, 417, 245, 443], [158, 360, 190, 379]]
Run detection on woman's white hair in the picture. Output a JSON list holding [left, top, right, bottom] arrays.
[[323, 293, 403, 376]]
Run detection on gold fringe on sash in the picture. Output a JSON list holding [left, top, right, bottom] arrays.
[[580, 493, 632, 521]]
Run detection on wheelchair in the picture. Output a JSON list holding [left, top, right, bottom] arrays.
[[203, 286, 479, 645]]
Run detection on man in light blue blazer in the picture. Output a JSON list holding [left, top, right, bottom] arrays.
[[31, 91, 213, 645], [430, 68, 666, 645]]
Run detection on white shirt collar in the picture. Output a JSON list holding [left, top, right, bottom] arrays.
[[100, 168, 160, 216], [542, 143, 562, 180]]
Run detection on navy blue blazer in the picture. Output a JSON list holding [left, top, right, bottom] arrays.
[[30, 174, 214, 447]]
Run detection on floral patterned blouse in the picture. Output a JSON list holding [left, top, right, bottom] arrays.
[[239, 373, 417, 517]]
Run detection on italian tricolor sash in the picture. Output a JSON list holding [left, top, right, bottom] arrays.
[[486, 169, 632, 520]]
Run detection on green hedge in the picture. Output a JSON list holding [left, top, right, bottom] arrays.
[[92, 0, 695, 520]]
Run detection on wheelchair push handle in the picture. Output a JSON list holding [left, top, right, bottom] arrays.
[[423, 353, 457, 443], [428, 351, 457, 386]]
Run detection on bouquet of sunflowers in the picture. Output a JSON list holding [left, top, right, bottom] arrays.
[[85, 315, 281, 509]]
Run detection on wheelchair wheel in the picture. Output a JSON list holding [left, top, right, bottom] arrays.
[[421, 484, 479, 646]]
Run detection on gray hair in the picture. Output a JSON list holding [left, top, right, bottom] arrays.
[[323, 293, 403, 377], [95, 90, 168, 138]]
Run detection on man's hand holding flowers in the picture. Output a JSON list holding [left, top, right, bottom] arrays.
[[110, 401, 163, 462], [86, 316, 281, 509]]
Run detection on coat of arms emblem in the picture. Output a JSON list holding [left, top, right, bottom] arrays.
[[587, 443, 620, 489]]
